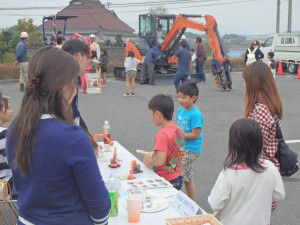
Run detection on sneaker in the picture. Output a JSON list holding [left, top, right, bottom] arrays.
[[131, 92, 136, 96], [123, 93, 131, 97]]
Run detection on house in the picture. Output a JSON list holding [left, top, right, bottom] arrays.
[[43, 0, 135, 43]]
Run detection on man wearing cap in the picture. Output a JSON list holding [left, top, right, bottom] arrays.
[[16, 32, 29, 92], [180, 35, 190, 51], [89, 34, 101, 59]]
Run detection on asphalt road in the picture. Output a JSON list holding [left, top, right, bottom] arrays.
[[1, 72, 299, 224]]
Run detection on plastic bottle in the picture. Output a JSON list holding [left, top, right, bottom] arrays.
[[106, 174, 118, 217], [103, 121, 111, 144]]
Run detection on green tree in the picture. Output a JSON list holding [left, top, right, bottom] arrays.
[[29, 31, 43, 49], [16, 18, 36, 35], [115, 34, 123, 47]]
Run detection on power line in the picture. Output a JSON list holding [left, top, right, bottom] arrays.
[[0, 0, 221, 11], [114, 0, 263, 13], [0, 6, 64, 11], [108, 0, 215, 8], [0, 0, 262, 16]]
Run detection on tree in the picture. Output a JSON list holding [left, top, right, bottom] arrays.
[[149, 6, 167, 14], [115, 34, 123, 47], [16, 18, 36, 35]]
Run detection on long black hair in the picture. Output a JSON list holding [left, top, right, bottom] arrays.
[[224, 118, 265, 173]]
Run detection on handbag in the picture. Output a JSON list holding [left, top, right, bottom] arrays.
[[273, 116, 299, 177]]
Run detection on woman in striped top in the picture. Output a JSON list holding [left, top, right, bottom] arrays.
[[0, 91, 13, 184]]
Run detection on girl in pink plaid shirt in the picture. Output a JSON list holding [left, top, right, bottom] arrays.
[[243, 61, 283, 210]]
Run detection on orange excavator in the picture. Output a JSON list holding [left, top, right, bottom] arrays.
[[113, 14, 227, 78]]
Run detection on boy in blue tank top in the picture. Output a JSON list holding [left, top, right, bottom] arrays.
[[176, 82, 203, 201]]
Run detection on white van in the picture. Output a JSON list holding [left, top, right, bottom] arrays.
[[260, 33, 300, 73]]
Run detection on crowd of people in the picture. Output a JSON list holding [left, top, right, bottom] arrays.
[[15, 32, 108, 94], [0, 31, 290, 225]]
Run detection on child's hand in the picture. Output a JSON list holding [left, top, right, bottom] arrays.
[[95, 145, 102, 158], [143, 154, 153, 167]]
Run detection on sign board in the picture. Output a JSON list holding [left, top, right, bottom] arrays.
[[86, 73, 102, 94], [171, 191, 202, 217]]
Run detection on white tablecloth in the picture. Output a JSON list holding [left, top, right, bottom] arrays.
[[97, 141, 189, 225]]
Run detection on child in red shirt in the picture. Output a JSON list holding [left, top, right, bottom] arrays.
[[143, 94, 185, 190]]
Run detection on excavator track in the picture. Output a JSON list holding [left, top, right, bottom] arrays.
[[212, 73, 227, 91]]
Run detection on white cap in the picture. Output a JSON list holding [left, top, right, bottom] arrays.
[[104, 121, 109, 125], [181, 35, 187, 40], [89, 34, 96, 38], [20, 32, 29, 38]]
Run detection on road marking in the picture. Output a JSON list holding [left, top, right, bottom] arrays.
[[286, 140, 300, 144]]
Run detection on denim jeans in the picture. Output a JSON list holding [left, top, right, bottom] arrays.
[[196, 59, 206, 82], [174, 71, 188, 90]]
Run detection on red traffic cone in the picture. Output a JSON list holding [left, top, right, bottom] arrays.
[[277, 61, 283, 76], [297, 63, 300, 79]]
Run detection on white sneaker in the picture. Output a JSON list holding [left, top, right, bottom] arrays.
[[123, 93, 131, 97]]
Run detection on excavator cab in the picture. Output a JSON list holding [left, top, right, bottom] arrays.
[[139, 14, 176, 48]]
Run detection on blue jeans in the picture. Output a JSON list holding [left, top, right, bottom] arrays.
[[196, 59, 206, 82], [174, 71, 188, 90]]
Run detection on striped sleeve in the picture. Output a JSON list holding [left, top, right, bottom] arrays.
[[0, 128, 12, 181]]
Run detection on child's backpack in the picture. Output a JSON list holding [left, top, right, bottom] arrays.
[[246, 48, 258, 65], [211, 58, 223, 74]]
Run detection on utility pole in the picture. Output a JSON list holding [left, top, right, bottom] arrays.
[[107, 1, 111, 10], [287, 0, 292, 33], [276, 0, 280, 33]]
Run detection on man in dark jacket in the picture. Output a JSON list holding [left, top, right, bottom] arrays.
[[62, 40, 97, 149], [174, 41, 191, 90], [195, 37, 206, 83], [16, 32, 29, 91], [140, 45, 161, 85]]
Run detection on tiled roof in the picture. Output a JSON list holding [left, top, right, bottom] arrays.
[[43, 0, 134, 33]]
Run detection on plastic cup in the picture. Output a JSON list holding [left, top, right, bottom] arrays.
[[126, 194, 143, 223]]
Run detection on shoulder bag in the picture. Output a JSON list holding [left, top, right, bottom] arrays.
[[274, 116, 299, 177]]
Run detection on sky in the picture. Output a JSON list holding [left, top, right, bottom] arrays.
[[0, 0, 299, 35]]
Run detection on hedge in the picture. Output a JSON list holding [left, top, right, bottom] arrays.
[[0, 63, 19, 80], [0, 58, 245, 80]]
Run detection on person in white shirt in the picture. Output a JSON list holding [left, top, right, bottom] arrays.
[[123, 51, 140, 96], [89, 34, 101, 60], [208, 118, 285, 225], [156, 24, 165, 45], [56, 36, 66, 49]]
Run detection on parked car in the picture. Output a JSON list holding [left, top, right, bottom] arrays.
[[260, 33, 300, 74]]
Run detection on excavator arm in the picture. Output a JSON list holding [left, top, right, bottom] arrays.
[[161, 14, 225, 62]]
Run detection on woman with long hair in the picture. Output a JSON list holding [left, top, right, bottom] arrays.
[[243, 61, 283, 210], [6, 47, 110, 225]]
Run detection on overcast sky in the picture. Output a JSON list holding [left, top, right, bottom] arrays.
[[0, 0, 299, 35]]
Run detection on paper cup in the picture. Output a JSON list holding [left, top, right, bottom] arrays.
[[126, 194, 143, 223]]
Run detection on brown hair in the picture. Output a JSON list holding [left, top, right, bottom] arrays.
[[13, 46, 80, 176], [243, 61, 283, 119]]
